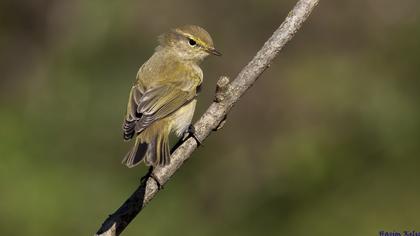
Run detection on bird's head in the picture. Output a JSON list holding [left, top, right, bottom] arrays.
[[158, 25, 221, 62]]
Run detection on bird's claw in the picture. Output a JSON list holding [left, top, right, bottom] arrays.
[[186, 124, 202, 147], [141, 166, 164, 190]]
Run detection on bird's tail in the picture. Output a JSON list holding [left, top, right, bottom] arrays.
[[122, 122, 171, 167]]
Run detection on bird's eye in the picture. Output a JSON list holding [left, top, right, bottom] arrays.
[[188, 38, 197, 46]]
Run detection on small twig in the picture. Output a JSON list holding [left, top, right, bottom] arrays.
[[95, 0, 319, 235]]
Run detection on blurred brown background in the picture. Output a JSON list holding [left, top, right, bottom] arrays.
[[1, 0, 419, 235]]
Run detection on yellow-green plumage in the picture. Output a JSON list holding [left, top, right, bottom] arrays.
[[122, 25, 221, 167]]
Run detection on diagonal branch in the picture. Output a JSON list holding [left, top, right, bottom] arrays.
[[95, 0, 319, 235]]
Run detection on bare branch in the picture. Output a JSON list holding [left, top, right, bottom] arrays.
[[96, 0, 319, 235]]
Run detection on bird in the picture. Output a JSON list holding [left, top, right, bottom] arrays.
[[121, 25, 221, 168]]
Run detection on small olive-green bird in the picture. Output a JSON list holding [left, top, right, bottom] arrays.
[[122, 25, 221, 168]]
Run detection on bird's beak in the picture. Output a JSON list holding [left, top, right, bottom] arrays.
[[206, 47, 222, 56]]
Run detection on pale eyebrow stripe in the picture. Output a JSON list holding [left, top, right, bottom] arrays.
[[173, 30, 208, 47]]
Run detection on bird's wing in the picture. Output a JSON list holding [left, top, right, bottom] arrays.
[[123, 84, 144, 140], [122, 83, 196, 140]]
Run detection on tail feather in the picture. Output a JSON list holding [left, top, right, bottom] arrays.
[[122, 129, 170, 168], [145, 132, 170, 167], [158, 133, 170, 166], [122, 138, 148, 168]]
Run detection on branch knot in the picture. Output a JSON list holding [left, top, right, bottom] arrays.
[[214, 76, 230, 103]]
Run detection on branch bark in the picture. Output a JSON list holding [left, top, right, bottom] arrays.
[[96, 0, 319, 235]]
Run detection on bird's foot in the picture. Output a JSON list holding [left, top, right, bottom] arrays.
[[186, 124, 202, 147], [141, 166, 164, 190], [170, 124, 203, 154]]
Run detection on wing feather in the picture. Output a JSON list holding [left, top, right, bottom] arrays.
[[134, 86, 195, 133], [122, 65, 202, 140]]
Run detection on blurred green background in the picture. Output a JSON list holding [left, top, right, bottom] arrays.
[[1, 0, 420, 235]]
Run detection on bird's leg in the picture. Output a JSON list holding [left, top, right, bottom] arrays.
[[170, 124, 202, 154], [140, 166, 164, 190], [140, 166, 153, 184], [150, 171, 164, 190], [186, 124, 202, 147]]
